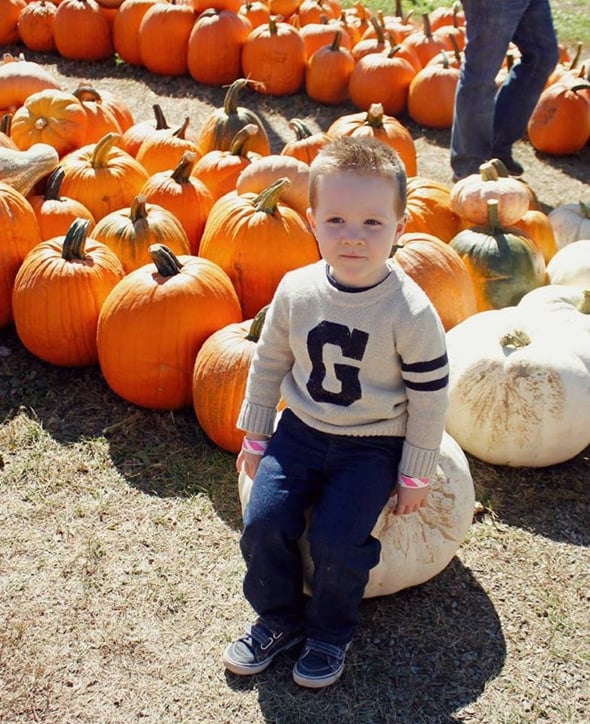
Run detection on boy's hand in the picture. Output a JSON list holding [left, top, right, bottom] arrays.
[[236, 435, 270, 479], [387, 474, 430, 516]]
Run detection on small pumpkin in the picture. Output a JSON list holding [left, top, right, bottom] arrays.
[[135, 116, 201, 176], [235, 153, 310, 217], [450, 199, 546, 312], [548, 200, 590, 250], [91, 194, 191, 273], [112, 0, 164, 66], [393, 232, 477, 331], [97, 244, 243, 410], [17, 0, 58, 53], [305, 29, 355, 106], [28, 166, 96, 240], [53, 0, 114, 61], [0, 54, 62, 113], [59, 132, 149, 222], [280, 118, 332, 164], [12, 218, 125, 366], [199, 177, 319, 318], [404, 176, 462, 243], [450, 159, 531, 227], [192, 306, 268, 454], [196, 78, 271, 157], [137, 0, 195, 76]]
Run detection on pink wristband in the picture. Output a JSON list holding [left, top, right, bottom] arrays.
[[399, 473, 429, 489], [241, 437, 269, 456]]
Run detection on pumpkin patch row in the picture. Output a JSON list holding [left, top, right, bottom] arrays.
[[1, 56, 589, 471], [1, 0, 589, 149]]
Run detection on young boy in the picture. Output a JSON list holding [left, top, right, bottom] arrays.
[[223, 136, 449, 688]]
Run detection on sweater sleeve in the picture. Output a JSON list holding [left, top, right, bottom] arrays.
[[236, 279, 295, 436], [395, 291, 449, 479]]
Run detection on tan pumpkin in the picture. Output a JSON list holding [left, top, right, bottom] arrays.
[[91, 194, 191, 273], [548, 201, 590, 250], [0, 143, 59, 195], [12, 218, 125, 366], [545, 239, 590, 289], [236, 154, 310, 218], [97, 244, 243, 410], [450, 159, 531, 227], [393, 232, 477, 330]]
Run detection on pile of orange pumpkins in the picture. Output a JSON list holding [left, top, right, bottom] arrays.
[[1, 38, 590, 469], [1, 0, 589, 147]]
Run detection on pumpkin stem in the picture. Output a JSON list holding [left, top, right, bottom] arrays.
[[254, 177, 292, 214], [223, 79, 250, 116], [171, 151, 197, 183], [488, 158, 509, 177], [148, 244, 184, 276], [229, 124, 257, 155], [91, 132, 121, 168], [44, 166, 65, 201], [245, 304, 269, 341], [485, 199, 503, 232], [62, 218, 91, 261], [130, 194, 149, 223], [73, 84, 102, 103], [579, 200, 590, 219], [1, 112, 12, 136], [173, 117, 191, 139], [152, 104, 170, 130], [579, 290, 590, 315], [479, 160, 501, 181], [368, 14, 386, 44], [366, 103, 385, 128], [499, 329, 531, 348], [288, 118, 313, 140]]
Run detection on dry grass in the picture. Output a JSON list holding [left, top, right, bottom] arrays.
[[2, 27, 590, 723]]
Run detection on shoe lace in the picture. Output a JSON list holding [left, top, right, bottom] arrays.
[[247, 620, 282, 650]]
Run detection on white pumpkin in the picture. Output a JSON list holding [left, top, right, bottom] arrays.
[[517, 284, 590, 334], [545, 239, 590, 289], [238, 431, 475, 599], [548, 201, 590, 250], [445, 307, 590, 467]]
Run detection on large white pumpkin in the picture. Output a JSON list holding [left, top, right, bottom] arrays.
[[445, 306, 590, 467], [548, 201, 590, 250], [545, 239, 590, 289], [238, 431, 475, 599]]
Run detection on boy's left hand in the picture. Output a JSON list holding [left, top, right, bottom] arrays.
[[387, 474, 430, 515]]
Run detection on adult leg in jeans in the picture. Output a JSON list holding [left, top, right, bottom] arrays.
[[493, 0, 559, 158], [451, 1, 526, 179], [305, 436, 403, 647]]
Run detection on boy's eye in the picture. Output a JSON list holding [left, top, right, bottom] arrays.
[[365, 219, 381, 226], [326, 216, 343, 224]]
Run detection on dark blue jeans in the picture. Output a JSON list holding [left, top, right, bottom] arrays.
[[240, 410, 403, 647], [450, 0, 559, 178]]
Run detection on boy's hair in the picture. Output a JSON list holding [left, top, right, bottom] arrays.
[[308, 136, 408, 217]]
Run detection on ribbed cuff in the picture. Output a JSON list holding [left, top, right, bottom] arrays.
[[237, 401, 277, 437], [399, 441, 440, 479]]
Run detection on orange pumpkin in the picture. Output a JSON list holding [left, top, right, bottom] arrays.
[[187, 7, 252, 86], [135, 117, 201, 176], [192, 306, 267, 453], [53, 0, 114, 61], [407, 50, 460, 128], [12, 218, 125, 366], [59, 132, 149, 221], [199, 178, 320, 318], [138, 0, 195, 76], [511, 209, 558, 265], [401, 12, 449, 67], [299, 17, 351, 60], [238, 0, 270, 29], [392, 231, 477, 330], [0, 55, 62, 114], [112, 0, 162, 66], [280, 118, 332, 164], [0, 0, 26, 44], [405, 176, 462, 243], [97, 244, 243, 410], [0, 182, 42, 329], [28, 166, 96, 240], [17, 0, 58, 52], [120, 103, 171, 158], [241, 17, 306, 96], [91, 194, 191, 272], [305, 30, 355, 106], [139, 152, 214, 255], [10, 89, 87, 156], [71, 84, 122, 145], [327, 103, 417, 177]]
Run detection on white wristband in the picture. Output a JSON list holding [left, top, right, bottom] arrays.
[[241, 437, 269, 456]]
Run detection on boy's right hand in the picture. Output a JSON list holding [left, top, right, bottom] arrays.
[[236, 435, 270, 478]]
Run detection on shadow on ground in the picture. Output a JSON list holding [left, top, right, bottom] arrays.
[[225, 557, 505, 723]]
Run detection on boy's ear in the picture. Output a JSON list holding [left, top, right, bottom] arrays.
[[395, 213, 408, 238]]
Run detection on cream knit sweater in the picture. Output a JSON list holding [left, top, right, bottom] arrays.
[[237, 260, 449, 479]]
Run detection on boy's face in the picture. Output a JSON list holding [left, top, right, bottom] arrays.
[[307, 170, 406, 289]]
